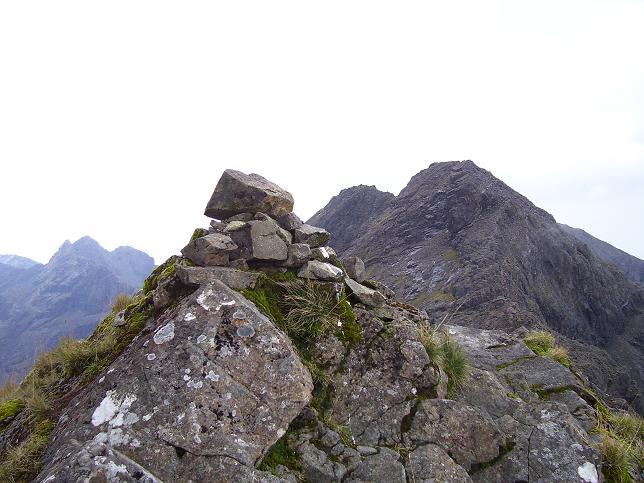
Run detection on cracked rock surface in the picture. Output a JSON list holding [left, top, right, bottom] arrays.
[[36, 280, 312, 482]]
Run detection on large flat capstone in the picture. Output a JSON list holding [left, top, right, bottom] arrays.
[[204, 169, 295, 220]]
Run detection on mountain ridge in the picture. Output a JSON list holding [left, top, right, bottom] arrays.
[[0, 236, 155, 383], [309, 160, 644, 413]]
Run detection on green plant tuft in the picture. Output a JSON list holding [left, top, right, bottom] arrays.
[[259, 431, 301, 476], [417, 325, 469, 397], [523, 331, 572, 368]]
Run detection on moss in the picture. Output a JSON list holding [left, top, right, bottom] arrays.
[[259, 432, 302, 476], [142, 256, 178, 295], [507, 392, 521, 401], [429, 290, 455, 303], [190, 227, 209, 241], [445, 248, 460, 263], [0, 399, 23, 430]]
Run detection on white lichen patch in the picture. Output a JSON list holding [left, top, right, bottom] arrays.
[[143, 413, 153, 422], [98, 376, 105, 384], [277, 428, 286, 438], [206, 370, 220, 382], [153, 321, 175, 345], [187, 380, 203, 389], [577, 462, 598, 483], [215, 299, 236, 311], [197, 334, 207, 344], [319, 247, 329, 258], [197, 289, 215, 310], [91, 391, 138, 427], [184, 312, 197, 321], [146, 353, 157, 361]]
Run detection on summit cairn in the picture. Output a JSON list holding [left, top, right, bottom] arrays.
[[182, 169, 377, 293]]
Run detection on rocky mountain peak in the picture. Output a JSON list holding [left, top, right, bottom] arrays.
[[3, 168, 633, 482], [310, 160, 644, 416]]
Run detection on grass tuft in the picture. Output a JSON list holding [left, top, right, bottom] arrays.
[[417, 325, 469, 397], [111, 293, 134, 314], [523, 330, 572, 368]]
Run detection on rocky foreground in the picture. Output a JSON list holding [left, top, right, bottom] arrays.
[[0, 169, 617, 482]]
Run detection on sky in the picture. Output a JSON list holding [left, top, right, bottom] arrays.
[[0, 0, 643, 264]]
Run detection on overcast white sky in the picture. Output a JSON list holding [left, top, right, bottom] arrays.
[[1, 1, 643, 264]]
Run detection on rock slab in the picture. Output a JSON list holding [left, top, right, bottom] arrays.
[[37, 280, 313, 482]]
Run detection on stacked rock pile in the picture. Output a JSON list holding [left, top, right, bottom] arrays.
[[179, 169, 386, 307]]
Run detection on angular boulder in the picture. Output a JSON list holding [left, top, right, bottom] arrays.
[[343, 256, 366, 283], [294, 224, 331, 248], [229, 219, 289, 261], [277, 212, 303, 231], [344, 277, 386, 307], [297, 260, 343, 282], [204, 169, 294, 219], [181, 233, 238, 266], [176, 265, 261, 290], [285, 243, 312, 268], [37, 280, 313, 482]]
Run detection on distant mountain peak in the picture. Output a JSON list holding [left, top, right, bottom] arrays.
[[0, 254, 41, 269]]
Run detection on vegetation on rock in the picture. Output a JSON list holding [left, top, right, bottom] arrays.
[[417, 325, 469, 397], [523, 330, 572, 368]]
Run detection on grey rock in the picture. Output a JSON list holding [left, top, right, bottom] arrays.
[[209, 219, 226, 233], [297, 441, 346, 482], [181, 233, 238, 266], [285, 243, 312, 268], [294, 224, 331, 248], [472, 402, 601, 483], [404, 399, 504, 470], [356, 445, 378, 456], [225, 212, 254, 222], [297, 261, 343, 282], [112, 310, 126, 328], [254, 213, 293, 244], [344, 277, 386, 307], [343, 256, 366, 283], [311, 246, 336, 262], [455, 367, 520, 419], [224, 220, 247, 233], [176, 265, 261, 290], [548, 390, 596, 432], [277, 212, 304, 231], [229, 258, 249, 270], [37, 280, 312, 482], [331, 309, 447, 447], [406, 444, 472, 483], [204, 169, 294, 219], [445, 324, 535, 372], [498, 354, 583, 394], [346, 448, 405, 483], [229, 220, 289, 261]]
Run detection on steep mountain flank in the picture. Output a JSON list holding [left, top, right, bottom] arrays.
[[0, 237, 154, 383], [560, 224, 644, 286], [309, 160, 644, 413], [2, 169, 631, 482]]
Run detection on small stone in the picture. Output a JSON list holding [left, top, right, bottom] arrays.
[[229, 258, 249, 270], [176, 265, 261, 290], [112, 310, 126, 327], [285, 243, 312, 268], [209, 219, 225, 233], [343, 256, 366, 283], [223, 221, 247, 233], [181, 233, 238, 266], [253, 213, 293, 244], [298, 261, 343, 281], [311, 246, 334, 262], [224, 213, 254, 223], [204, 169, 294, 219], [405, 444, 472, 482], [344, 277, 386, 307], [357, 445, 378, 456], [294, 224, 331, 248], [277, 212, 303, 231], [229, 220, 289, 261]]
